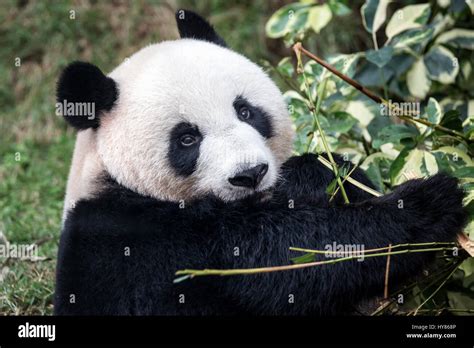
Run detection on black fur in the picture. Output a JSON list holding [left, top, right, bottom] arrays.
[[175, 9, 227, 47], [167, 122, 202, 176], [55, 154, 467, 315], [56, 61, 118, 129], [233, 96, 273, 138], [276, 153, 375, 205]]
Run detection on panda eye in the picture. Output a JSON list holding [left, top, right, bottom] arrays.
[[180, 134, 198, 147], [238, 106, 252, 120]]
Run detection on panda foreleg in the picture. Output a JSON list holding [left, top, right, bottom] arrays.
[[214, 173, 467, 314]]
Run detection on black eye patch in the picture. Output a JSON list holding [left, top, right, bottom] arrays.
[[168, 122, 202, 176], [233, 96, 273, 138]]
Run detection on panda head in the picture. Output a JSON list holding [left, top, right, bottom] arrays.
[[57, 10, 294, 202]]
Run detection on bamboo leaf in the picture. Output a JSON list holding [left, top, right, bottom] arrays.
[[390, 28, 434, 49], [406, 58, 431, 99], [390, 148, 438, 185], [308, 4, 333, 34], [372, 124, 419, 149], [325, 178, 338, 195], [436, 28, 474, 50], [366, 45, 394, 68], [385, 3, 431, 41], [291, 252, 316, 264], [321, 111, 357, 133], [424, 45, 460, 84], [265, 3, 310, 39], [276, 57, 294, 78], [361, 0, 391, 34], [425, 97, 443, 125], [360, 152, 394, 192], [328, 0, 351, 16]]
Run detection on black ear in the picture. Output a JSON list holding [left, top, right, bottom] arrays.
[[175, 9, 227, 47], [56, 61, 118, 130]]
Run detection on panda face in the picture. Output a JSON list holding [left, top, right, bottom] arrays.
[[96, 39, 294, 202], [57, 10, 295, 203]]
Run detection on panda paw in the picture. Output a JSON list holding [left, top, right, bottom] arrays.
[[277, 153, 375, 204], [275, 154, 327, 201], [389, 173, 468, 242]]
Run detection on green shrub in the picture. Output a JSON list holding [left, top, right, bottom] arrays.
[[265, 0, 474, 315]]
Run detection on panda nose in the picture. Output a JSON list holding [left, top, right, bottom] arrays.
[[228, 164, 268, 189]]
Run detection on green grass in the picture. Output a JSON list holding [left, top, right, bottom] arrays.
[[0, 0, 278, 315], [0, 134, 73, 314]]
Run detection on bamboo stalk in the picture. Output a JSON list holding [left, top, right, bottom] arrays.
[[384, 244, 392, 299], [294, 45, 350, 203], [329, 163, 358, 202], [175, 247, 454, 279], [409, 308, 474, 314], [289, 241, 456, 255], [316, 155, 382, 197]]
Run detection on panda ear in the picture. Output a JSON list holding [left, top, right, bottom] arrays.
[[56, 61, 118, 130], [175, 9, 227, 47]]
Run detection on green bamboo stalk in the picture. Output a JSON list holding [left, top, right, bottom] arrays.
[[316, 155, 382, 197], [329, 164, 358, 202], [293, 43, 350, 203], [289, 241, 456, 255], [303, 77, 328, 153], [412, 308, 474, 314], [175, 247, 455, 280]]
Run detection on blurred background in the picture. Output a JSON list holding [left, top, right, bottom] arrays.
[[0, 0, 472, 315]]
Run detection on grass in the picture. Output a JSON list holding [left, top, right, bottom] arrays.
[[0, 0, 277, 315], [0, 135, 72, 314]]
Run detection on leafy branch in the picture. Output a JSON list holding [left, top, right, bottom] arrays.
[[265, 0, 473, 316], [293, 43, 470, 143]]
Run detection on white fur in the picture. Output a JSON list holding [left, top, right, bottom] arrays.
[[65, 39, 295, 209], [62, 129, 104, 222]]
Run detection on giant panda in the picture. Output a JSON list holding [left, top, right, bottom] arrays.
[[54, 9, 467, 315]]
